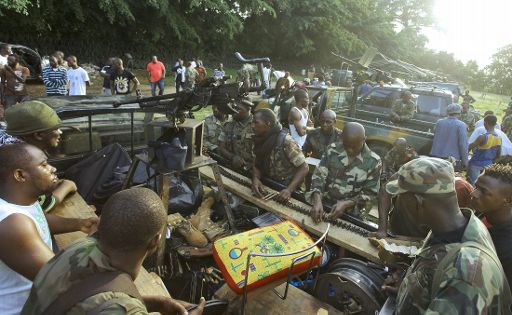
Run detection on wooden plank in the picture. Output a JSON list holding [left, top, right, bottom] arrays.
[[49, 193, 171, 297], [199, 167, 381, 263], [214, 283, 341, 315]]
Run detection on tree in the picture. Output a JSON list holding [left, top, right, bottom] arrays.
[[486, 45, 512, 95]]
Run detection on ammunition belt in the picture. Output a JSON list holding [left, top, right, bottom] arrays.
[[218, 167, 370, 237]]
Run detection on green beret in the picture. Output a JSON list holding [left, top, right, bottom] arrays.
[[5, 100, 62, 136]]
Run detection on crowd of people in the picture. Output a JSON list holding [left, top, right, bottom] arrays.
[[2, 42, 512, 313]]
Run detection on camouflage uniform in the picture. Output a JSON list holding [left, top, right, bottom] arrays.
[[460, 111, 478, 131], [383, 146, 418, 177], [385, 158, 511, 314], [395, 209, 508, 314], [21, 237, 156, 314], [302, 127, 343, 159], [502, 115, 512, 140], [266, 134, 306, 185], [218, 114, 254, 166], [306, 143, 382, 218], [203, 114, 228, 151], [391, 99, 416, 121]]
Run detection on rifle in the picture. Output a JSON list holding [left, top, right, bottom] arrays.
[[113, 52, 271, 125]]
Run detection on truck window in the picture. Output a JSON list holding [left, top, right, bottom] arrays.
[[361, 88, 397, 108], [332, 90, 350, 111], [416, 95, 449, 116]]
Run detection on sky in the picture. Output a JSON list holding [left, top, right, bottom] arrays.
[[422, 0, 512, 67]]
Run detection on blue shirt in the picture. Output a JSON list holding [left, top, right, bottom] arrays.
[[470, 131, 501, 167], [430, 116, 469, 165], [41, 65, 67, 95]]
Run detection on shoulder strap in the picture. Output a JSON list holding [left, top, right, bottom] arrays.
[[277, 130, 288, 148], [42, 271, 143, 315], [431, 241, 512, 313]]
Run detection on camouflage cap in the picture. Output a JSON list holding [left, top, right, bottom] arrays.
[[386, 157, 455, 195], [6, 100, 62, 136]]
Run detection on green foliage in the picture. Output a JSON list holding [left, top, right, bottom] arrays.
[[485, 45, 512, 95]]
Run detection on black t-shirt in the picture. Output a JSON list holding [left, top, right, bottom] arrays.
[[101, 66, 115, 89], [489, 218, 512, 288], [110, 70, 135, 94]]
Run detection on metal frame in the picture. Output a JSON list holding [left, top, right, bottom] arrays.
[[241, 224, 330, 315]]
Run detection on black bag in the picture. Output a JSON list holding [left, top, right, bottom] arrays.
[[64, 143, 132, 204], [150, 129, 188, 172], [168, 171, 203, 216]]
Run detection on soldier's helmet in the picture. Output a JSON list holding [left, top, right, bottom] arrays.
[[386, 157, 455, 195], [446, 103, 462, 115]]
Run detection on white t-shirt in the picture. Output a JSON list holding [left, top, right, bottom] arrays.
[[67, 67, 90, 96], [0, 198, 52, 315], [0, 55, 7, 66], [475, 118, 501, 130]]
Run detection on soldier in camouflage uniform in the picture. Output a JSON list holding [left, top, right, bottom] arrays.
[[252, 109, 308, 203], [460, 102, 478, 132], [203, 104, 229, 152], [303, 109, 342, 159], [307, 122, 382, 222], [501, 107, 512, 140], [218, 100, 254, 171], [390, 90, 416, 124], [383, 158, 511, 314], [21, 188, 205, 315], [382, 137, 418, 181]]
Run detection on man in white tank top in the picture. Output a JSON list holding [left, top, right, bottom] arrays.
[[288, 89, 311, 148], [0, 143, 57, 314], [0, 143, 98, 314]]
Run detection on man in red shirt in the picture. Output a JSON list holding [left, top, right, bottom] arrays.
[[1, 54, 29, 108], [146, 56, 166, 96]]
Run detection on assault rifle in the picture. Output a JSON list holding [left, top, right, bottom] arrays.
[[112, 52, 270, 125]]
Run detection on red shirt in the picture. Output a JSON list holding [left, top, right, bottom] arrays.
[[146, 61, 165, 82]]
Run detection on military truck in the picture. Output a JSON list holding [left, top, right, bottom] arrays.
[[301, 85, 454, 157]]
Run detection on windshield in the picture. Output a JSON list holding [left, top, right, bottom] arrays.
[[416, 95, 450, 116]]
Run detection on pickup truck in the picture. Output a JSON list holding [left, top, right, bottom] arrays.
[[301, 85, 454, 157]]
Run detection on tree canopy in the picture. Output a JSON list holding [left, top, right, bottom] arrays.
[[0, 0, 507, 93]]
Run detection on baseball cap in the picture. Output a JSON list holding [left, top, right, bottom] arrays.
[[446, 103, 462, 115], [386, 157, 455, 195]]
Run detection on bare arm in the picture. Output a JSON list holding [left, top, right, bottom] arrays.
[[0, 214, 54, 280], [45, 214, 99, 235], [468, 134, 485, 151], [287, 163, 308, 192], [288, 108, 307, 136], [51, 179, 77, 204], [132, 76, 140, 92]]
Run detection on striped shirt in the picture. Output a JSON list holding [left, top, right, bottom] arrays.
[[41, 65, 67, 95]]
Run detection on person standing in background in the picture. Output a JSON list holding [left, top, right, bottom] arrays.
[[66, 56, 90, 96], [146, 56, 165, 96]]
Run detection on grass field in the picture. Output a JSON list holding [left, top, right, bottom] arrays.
[[469, 91, 509, 120]]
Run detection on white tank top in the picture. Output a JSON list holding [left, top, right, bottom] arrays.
[[289, 107, 308, 148], [0, 198, 52, 315]]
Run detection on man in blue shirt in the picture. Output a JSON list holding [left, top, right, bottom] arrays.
[[430, 103, 468, 171], [41, 55, 67, 96], [467, 114, 501, 185]]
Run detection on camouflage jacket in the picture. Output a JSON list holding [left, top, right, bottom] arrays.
[[383, 146, 418, 175], [302, 127, 343, 159], [502, 115, 512, 139], [21, 237, 157, 315], [266, 133, 306, 185], [306, 143, 382, 217], [461, 111, 478, 131], [219, 115, 254, 166], [203, 114, 229, 151], [391, 99, 416, 121], [396, 209, 509, 315]]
